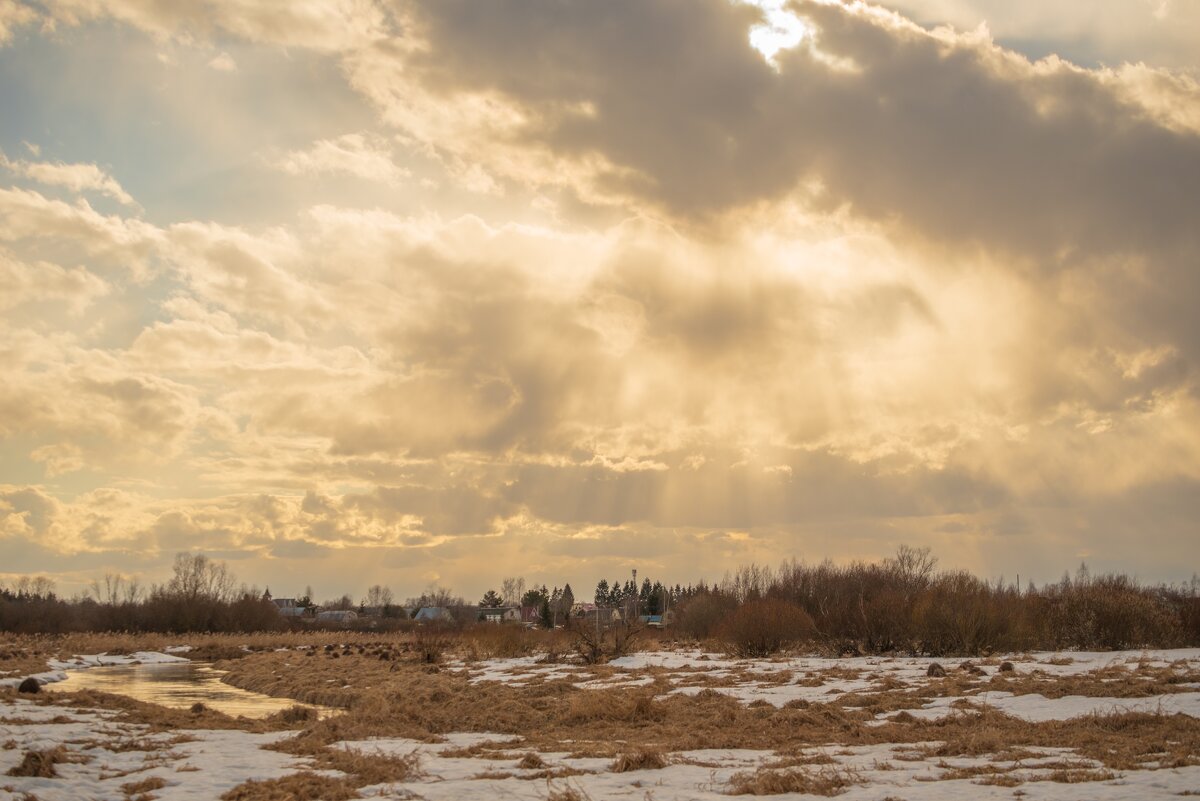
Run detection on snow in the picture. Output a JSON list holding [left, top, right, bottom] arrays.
[[339, 739, 1200, 800], [0, 670, 67, 689], [3, 646, 1198, 799], [466, 656, 576, 685], [46, 651, 191, 671], [0, 698, 325, 801], [903, 690, 1200, 722]]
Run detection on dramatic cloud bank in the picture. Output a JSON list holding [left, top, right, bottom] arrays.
[[0, 0, 1197, 597]]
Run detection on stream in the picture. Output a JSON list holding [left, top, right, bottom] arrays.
[[47, 661, 329, 719]]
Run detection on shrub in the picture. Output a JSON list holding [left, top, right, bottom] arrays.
[[674, 593, 738, 640], [726, 765, 858, 796], [611, 749, 668, 772], [7, 748, 64, 778], [717, 599, 814, 657]]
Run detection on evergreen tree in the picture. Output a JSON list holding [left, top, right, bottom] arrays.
[[647, 581, 665, 615], [550, 586, 563, 626], [479, 589, 502, 607], [594, 578, 609, 606], [521, 586, 548, 607], [560, 584, 575, 619], [539, 596, 552, 628]]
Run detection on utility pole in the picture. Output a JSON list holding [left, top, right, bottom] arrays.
[[632, 568, 638, 622]]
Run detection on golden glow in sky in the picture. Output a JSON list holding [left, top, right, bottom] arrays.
[[0, 0, 1197, 598]]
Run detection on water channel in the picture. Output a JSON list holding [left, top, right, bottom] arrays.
[[47, 661, 330, 719]]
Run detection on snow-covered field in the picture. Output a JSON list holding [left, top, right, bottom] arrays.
[[467, 647, 1200, 722], [2, 647, 1198, 799]]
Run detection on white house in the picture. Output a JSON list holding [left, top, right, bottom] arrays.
[[479, 607, 521, 624]]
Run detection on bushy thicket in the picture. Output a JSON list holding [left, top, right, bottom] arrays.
[[0, 554, 284, 634], [717, 599, 814, 657], [0, 591, 286, 634], [677, 547, 1200, 656]]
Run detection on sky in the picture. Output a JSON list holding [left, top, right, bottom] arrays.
[[0, 0, 1198, 601]]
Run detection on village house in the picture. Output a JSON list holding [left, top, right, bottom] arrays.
[[271, 598, 307, 618], [413, 606, 453, 624], [316, 609, 357, 624], [479, 607, 521, 624], [574, 603, 623, 625]]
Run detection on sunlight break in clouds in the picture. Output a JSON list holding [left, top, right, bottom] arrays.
[[0, 0, 1196, 599]]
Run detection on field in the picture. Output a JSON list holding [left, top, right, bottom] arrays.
[[1, 632, 1198, 799]]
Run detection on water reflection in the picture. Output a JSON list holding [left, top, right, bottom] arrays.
[[49, 661, 329, 719]]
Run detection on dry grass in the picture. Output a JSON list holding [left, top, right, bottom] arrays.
[[219, 773, 358, 801], [6, 748, 65, 778], [610, 748, 668, 772], [306, 747, 422, 786], [12, 641, 1194, 782], [899, 708, 1200, 772], [4, 630, 1195, 796], [984, 664, 1200, 699], [545, 781, 595, 801], [726, 765, 859, 795], [121, 776, 168, 799], [267, 705, 318, 726]]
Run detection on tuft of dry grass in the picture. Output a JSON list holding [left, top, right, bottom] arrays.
[[6, 748, 65, 778], [306, 747, 422, 787], [726, 765, 859, 796], [610, 748, 668, 772], [219, 773, 358, 801], [545, 780, 594, 801], [518, 752, 548, 769], [121, 776, 168, 799], [268, 705, 317, 726]]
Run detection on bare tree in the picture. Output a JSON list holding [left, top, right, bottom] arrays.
[[889, 544, 937, 592], [365, 584, 394, 608], [406, 584, 463, 609], [13, 576, 56, 599], [162, 553, 236, 603], [89, 573, 143, 605], [322, 594, 355, 611], [500, 576, 526, 607]]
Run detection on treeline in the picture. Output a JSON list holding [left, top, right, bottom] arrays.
[[4, 548, 1198, 654], [0, 554, 283, 634], [676, 547, 1200, 655]]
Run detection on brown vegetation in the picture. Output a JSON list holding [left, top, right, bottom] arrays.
[[675, 547, 1200, 656], [7, 748, 66, 778], [219, 773, 358, 801], [610, 748, 668, 772], [726, 765, 859, 795], [121, 776, 168, 800], [717, 599, 814, 657]]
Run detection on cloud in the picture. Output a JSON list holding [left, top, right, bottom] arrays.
[[0, 187, 161, 277], [1, 0, 1198, 597], [207, 51, 236, 71], [40, 0, 392, 52], [877, 0, 1200, 72], [0, 0, 37, 45], [1, 151, 138, 206], [0, 250, 109, 314], [271, 132, 409, 185]]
